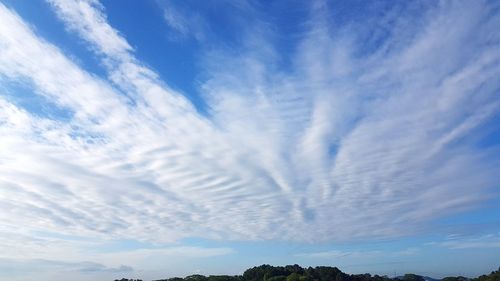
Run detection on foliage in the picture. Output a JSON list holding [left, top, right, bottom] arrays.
[[472, 268, 500, 281], [442, 277, 469, 281], [146, 264, 500, 281], [402, 274, 425, 281]]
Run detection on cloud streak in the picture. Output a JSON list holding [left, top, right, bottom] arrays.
[[430, 233, 500, 249]]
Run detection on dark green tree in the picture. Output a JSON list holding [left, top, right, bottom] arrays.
[[287, 273, 301, 281]]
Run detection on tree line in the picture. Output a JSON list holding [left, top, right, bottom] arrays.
[[115, 264, 500, 281]]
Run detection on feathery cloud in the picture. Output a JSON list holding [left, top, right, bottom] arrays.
[[0, 0, 499, 253]]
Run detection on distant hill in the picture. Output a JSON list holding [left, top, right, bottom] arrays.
[[423, 276, 441, 281], [395, 275, 442, 281]]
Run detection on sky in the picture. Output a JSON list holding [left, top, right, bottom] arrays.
[[0, 0, 499, 280]]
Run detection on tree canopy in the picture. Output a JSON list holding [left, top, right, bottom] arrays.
[[116, 264, 500, 281]]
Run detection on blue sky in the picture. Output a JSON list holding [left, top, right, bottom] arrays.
[[0, 0, 499, 280]]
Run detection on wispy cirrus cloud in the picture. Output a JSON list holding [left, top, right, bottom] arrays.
[[162, 2, 208, 42], [295, 248, 419, 259], [0, 258, 133, 281], [0, 258, 133, 273], [430, 233, 500, 249], [0, 0, 499, 264]]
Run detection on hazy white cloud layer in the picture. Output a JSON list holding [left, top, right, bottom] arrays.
[[429, 232, 500, 249], [0, 0, 499, 276]]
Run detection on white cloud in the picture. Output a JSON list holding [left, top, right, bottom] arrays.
[[295, 250, 352, 259], [0, 258, 133, 273], [0, 0, 498, 261], [0, 258, 133, 281], [162, 4, 207, 42], [295, 248, 419, 260], [432, 233, 500, 249]]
